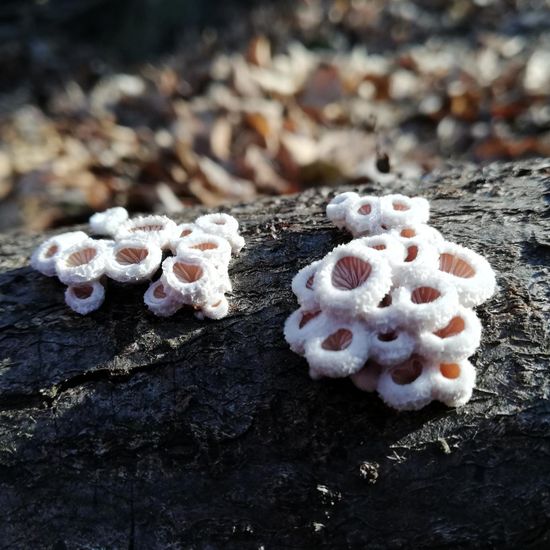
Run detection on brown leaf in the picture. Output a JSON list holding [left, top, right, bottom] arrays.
[[474, 136, 550, 160], [83, 173, 112, 210], [246, 35, 271, 67], [0, 151, 13, 201], [243, 145, 293, 194], [196, 156, 256, 203], [231, 57, 263, 98], [279, 132, 318, 166], [299, 63, 344, 118], [210, 117, 233, 161]]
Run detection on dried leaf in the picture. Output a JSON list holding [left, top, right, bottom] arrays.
[[196, 156, 256, 203], [210, 117, 233, 161], [280, 132, 318, 166], [243, 145, 293, 194], [299, 64, 344, 118], [0, 151, 13, 201], [246, 35, 271, 67]]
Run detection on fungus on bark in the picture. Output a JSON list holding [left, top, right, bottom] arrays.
[[30, 211, 245, 319], [285, 193, 496, 411]]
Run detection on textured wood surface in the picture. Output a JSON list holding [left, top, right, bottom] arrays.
[[0, 159, 549, 549]]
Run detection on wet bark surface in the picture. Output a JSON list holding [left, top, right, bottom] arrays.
[[0, 159, 549, 549]]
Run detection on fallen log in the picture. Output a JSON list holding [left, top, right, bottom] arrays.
[[0, 159, 549, 548]]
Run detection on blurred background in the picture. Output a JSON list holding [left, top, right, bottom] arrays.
[[0, 0, 549, 233]]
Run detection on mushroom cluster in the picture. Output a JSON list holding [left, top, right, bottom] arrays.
[[284, 193, 496, 411], [31, 207, 244, 318]]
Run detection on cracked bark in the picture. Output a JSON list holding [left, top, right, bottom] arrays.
[[0, 160, 549, 549]]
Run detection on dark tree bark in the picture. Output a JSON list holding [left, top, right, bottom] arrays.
[[0, 159, 549, 549]]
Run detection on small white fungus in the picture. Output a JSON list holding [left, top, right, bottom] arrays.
[[285, 192, 496, 411], [31, 208, 245, 319], [89, 207, 129, 236], [65, 281, 106, 315], [30, 231, 89, 277]]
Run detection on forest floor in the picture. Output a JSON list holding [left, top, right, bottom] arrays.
[[0, 0, 549, 231]]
